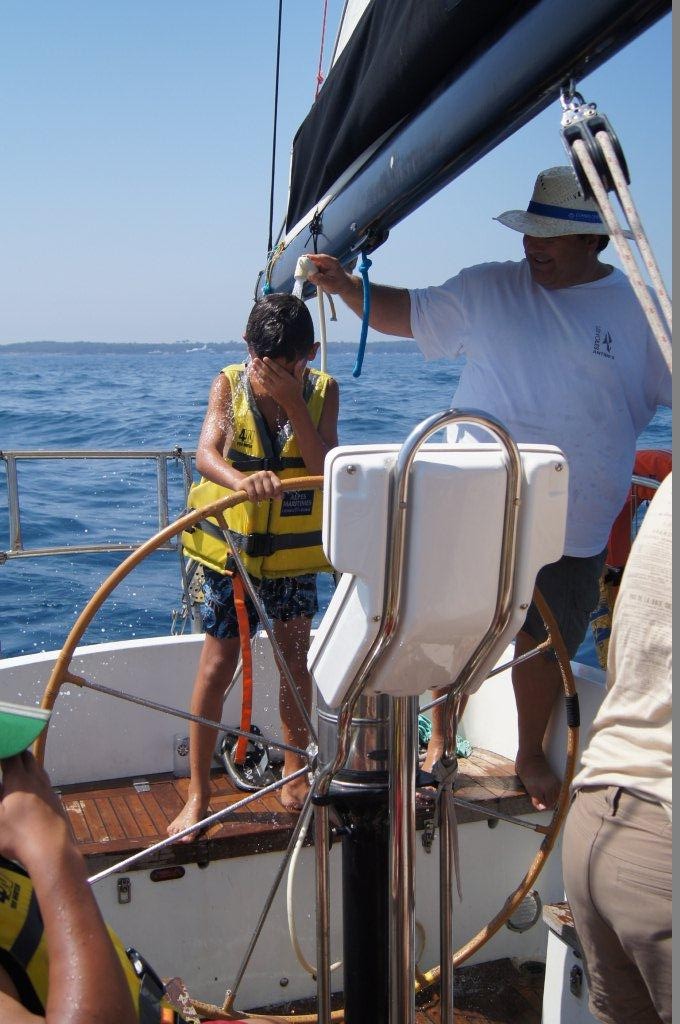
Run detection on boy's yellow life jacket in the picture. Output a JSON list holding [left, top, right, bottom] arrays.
[[0, 855, 185, 1022], [181, 363, 333, 579]]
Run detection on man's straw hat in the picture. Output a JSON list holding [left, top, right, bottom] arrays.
[[495, 165, 623, 237]]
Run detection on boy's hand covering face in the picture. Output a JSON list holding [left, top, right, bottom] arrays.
[[249, 356, 307, 408]]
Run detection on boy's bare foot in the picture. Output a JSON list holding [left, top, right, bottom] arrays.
[[515, 752, 561, 812], [167, 794, 210, 843], [280, 774, 309, 813]]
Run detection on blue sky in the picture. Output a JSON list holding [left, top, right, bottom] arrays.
[[0, 2, 671, 345]]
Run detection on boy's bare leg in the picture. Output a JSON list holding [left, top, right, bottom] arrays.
[[512, 630, 561, 811], [274, 615, 313, 812], [167, 633, 240, 841]]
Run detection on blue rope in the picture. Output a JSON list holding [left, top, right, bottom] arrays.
[[352, 252, 372, 378]]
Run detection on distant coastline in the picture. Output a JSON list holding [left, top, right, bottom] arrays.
[[0, 339, 419, 355]]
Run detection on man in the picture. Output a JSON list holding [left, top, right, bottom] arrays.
[[307, 165, 671, 811], [563, 474, 671, 1024]]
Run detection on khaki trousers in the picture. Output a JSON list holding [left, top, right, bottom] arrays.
[[563, 786, 672, 1024]]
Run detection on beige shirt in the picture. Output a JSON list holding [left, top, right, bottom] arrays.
[[573, 473, 672, 818]]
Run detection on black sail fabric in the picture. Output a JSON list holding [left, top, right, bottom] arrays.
[[286, 0, 535, 232]]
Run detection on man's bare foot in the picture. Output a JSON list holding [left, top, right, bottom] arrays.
[[515, 753, 561, 812], [167, 794, 210, 843], [421, 740, 444, 775], [280, 774, 309, 813]]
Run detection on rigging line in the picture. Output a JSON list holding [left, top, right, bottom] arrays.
[[315, 0, 330, 99], [286, 802, 342, 976], [267, 0, 284, 256], [352, 251, 372, 378], [597, 130, 672, 332], [571, 137, 672, 374]]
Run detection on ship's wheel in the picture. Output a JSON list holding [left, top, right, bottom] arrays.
[[37, 480, 578, 1021]]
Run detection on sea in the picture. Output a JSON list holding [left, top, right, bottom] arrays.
[[0, 344, 671, 663]]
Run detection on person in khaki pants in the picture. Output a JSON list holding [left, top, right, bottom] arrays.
[[563, 474, 672, 1024]]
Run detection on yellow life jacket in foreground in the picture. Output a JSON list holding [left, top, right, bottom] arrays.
[[181, 363, 333, 578], [0, 856, 186, 1022]]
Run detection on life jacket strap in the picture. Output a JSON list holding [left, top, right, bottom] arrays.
[[193, 518, 322, 559], [226, 449, 306, 472]]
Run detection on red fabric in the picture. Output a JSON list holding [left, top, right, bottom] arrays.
[[606, 450, 672, 567]]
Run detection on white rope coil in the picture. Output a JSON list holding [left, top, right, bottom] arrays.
[[286, 802, 342, 976]]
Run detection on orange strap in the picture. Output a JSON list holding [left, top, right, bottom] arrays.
[[231, 573, 254, 765]]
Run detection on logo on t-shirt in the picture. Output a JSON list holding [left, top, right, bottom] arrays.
[[593, 326, 614, 360]]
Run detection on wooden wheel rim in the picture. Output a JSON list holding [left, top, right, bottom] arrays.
[[35, 483, 577, 1005], [35, 476, 324, 764], [417, 585, 578, 988]]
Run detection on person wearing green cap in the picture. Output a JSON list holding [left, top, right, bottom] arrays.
[[0, 739, 285, 1022], [0, 750, 137, 1024]]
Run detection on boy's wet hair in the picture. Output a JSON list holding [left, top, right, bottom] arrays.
[[245, 293, 315, 361]]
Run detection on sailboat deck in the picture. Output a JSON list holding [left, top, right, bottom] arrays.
[[415, 956, 544, 1023], [58, 747, 536, 874], [249, 958, 544, 1023]]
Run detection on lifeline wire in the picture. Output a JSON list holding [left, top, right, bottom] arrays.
[[352, 252, 372, 378]]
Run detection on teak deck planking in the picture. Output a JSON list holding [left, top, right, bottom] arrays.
[[58, 747, 536, 874], [58, 752, 544, 1023]]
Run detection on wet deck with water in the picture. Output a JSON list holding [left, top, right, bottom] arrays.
[[58, 746, 535, 874], [58, 749, 543, 1022], [247, 958, 544, 1023], [414, 957, 544, 1023]]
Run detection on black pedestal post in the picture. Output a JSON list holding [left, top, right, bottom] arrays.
[[335, 789, 390, 1024]]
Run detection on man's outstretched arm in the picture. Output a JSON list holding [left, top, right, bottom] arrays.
[[306, 253, 413, 338]]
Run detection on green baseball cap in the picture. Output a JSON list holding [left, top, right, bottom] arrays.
[[0, 701, 51, 759]]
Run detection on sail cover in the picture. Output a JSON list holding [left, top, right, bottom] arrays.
[[265, 0, 668, 296], [287, 0, 535, 232]]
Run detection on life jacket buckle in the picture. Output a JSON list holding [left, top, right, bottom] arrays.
[[240, 533, 276, 558]]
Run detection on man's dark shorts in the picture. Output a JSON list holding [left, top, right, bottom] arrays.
[[201, 567, 318, 640], [522, 550, 607, 659]]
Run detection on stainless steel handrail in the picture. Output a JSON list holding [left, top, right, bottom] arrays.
[[631, 473, 663, 491], [311, 408, 524, 1024], [0, 447, 196, 562]]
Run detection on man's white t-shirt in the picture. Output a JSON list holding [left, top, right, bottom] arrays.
[[409, 260, 671, 556], [572, 474, 672, 818]]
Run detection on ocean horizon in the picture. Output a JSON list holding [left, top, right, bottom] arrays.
[[0, 346, 671, 660], [1, 338, 419, 355]]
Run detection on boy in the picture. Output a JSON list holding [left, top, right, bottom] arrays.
[[169, 293, 339, 837]]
